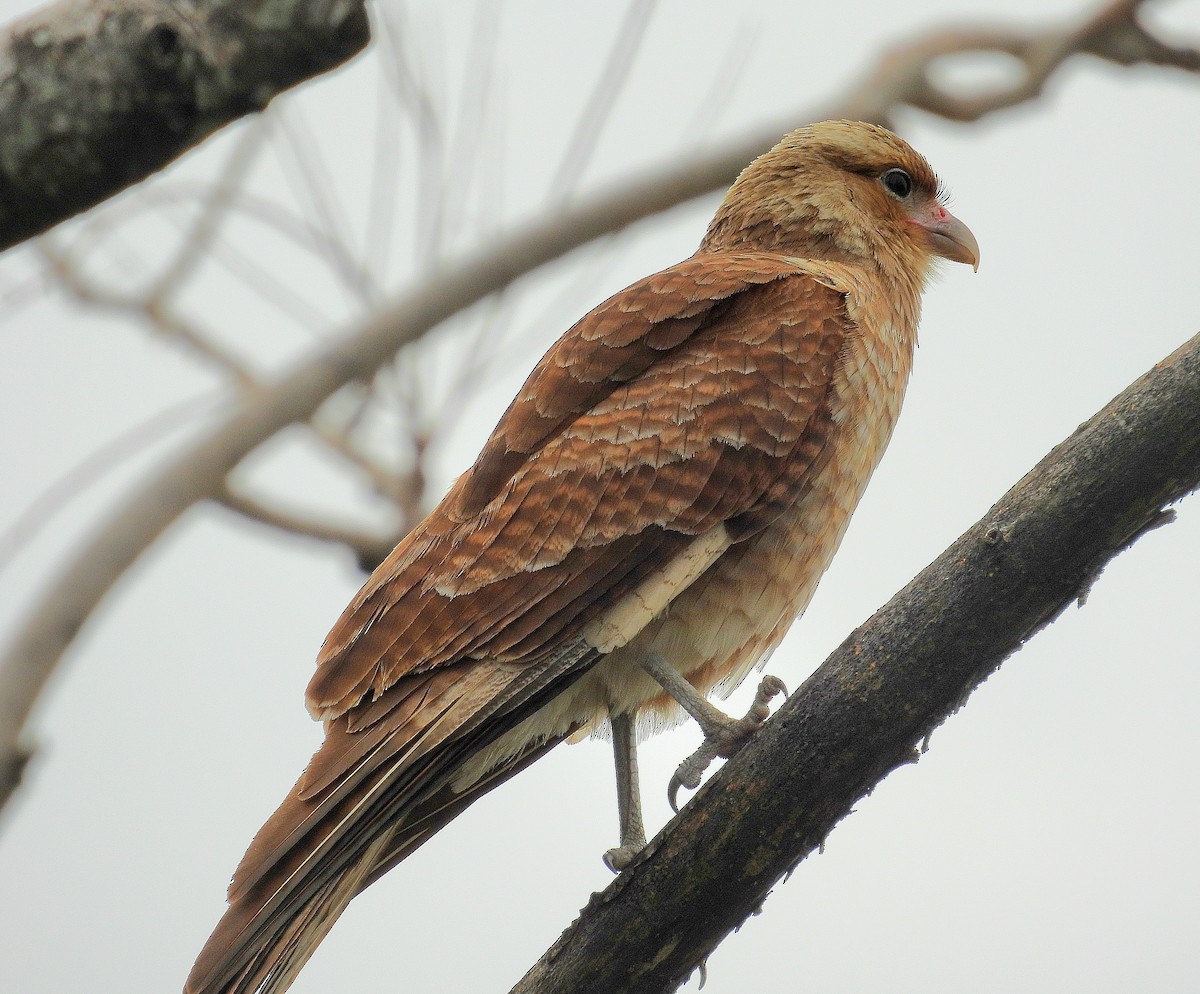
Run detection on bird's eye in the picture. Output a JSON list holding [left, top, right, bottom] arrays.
[[881, 168, 913, 199]]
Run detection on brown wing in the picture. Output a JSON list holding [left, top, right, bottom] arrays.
[[308, 252, 843, 716], [186, 255, 850, 994]]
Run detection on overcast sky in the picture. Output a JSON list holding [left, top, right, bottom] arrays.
[[0, 2, 1198, 993]]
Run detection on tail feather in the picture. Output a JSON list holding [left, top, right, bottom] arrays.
[[186, 731, 570, 994], [186, 644, 595, 994], [228, 665, 491, 906], [238, 830, 395, 994]]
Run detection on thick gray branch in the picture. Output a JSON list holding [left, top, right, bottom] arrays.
[[0, 0, 369, 251], [511, 333, 1200, 994]]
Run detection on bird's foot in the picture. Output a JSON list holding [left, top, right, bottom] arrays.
[[667, 674, 787, 812], [603, 842, 644, 873]]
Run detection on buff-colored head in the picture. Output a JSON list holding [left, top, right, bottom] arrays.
[[701, 120, 979, 281]]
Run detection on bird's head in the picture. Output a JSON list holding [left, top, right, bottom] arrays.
[[700, 120, 979, 283]]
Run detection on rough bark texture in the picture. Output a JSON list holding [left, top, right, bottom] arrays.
[[512, 332, 1200, 994], [0, 0, 369, 250]]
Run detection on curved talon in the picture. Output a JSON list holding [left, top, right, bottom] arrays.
[[741, 674, 788, 728], [603, 844, 641, 873], [666, 673, 788, 812], [668, 740, 718, 812], [668, 780, 683, 814], [756, 674, 788, 708]]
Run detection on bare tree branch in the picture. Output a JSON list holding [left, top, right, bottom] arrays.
[[37, 237, 258, 383], [0, 0, 370, 252], [511, 329, 1200, 994], [874, 0, 1200, 122], [215, 484, 400, 571], [548, 0, 659, 199], [0, 0, 1195, 816], [41, 230, 409, 514], [0, 391, 219, 568], [147, 124, 265, 306]]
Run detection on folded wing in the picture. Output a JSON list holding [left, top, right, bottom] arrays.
[[186, 253, 850, 994]]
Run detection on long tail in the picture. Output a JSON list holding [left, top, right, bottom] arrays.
[[195, 827, 397, 994], [185, 656, 587, 994]]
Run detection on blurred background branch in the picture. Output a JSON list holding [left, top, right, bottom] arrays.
[[0, 0, 369, 250]]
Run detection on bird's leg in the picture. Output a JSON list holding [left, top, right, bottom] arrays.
[[637, 650, 787, 811], [603, 710, 647, 872]]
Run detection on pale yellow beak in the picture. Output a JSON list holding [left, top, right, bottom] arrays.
[[921, 212, 980, 272]]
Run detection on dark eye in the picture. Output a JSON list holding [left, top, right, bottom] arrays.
[[881, 168, 913, 198]]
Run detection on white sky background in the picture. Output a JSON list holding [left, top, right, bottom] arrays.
[[0, 1, 1198, 992]]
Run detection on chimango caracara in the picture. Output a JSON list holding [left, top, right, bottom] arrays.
[[187, 120, 978, 994]]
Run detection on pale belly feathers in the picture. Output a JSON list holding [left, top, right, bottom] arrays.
[[453, 294, 915, 790]]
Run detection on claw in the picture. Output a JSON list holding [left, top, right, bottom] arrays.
[[668, 739, 719, 812], [603, 844, 641, 872], [666, 674, 787, 810], [750, 675, 787, 720]]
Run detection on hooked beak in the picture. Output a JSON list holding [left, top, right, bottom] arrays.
[[915, 206, 980, 271]]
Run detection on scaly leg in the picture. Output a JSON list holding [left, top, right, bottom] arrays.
[[603, 710, 647, 872], [637, 649, 787, 811]]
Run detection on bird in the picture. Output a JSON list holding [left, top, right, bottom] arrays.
[[185, 119, 978, 994]]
